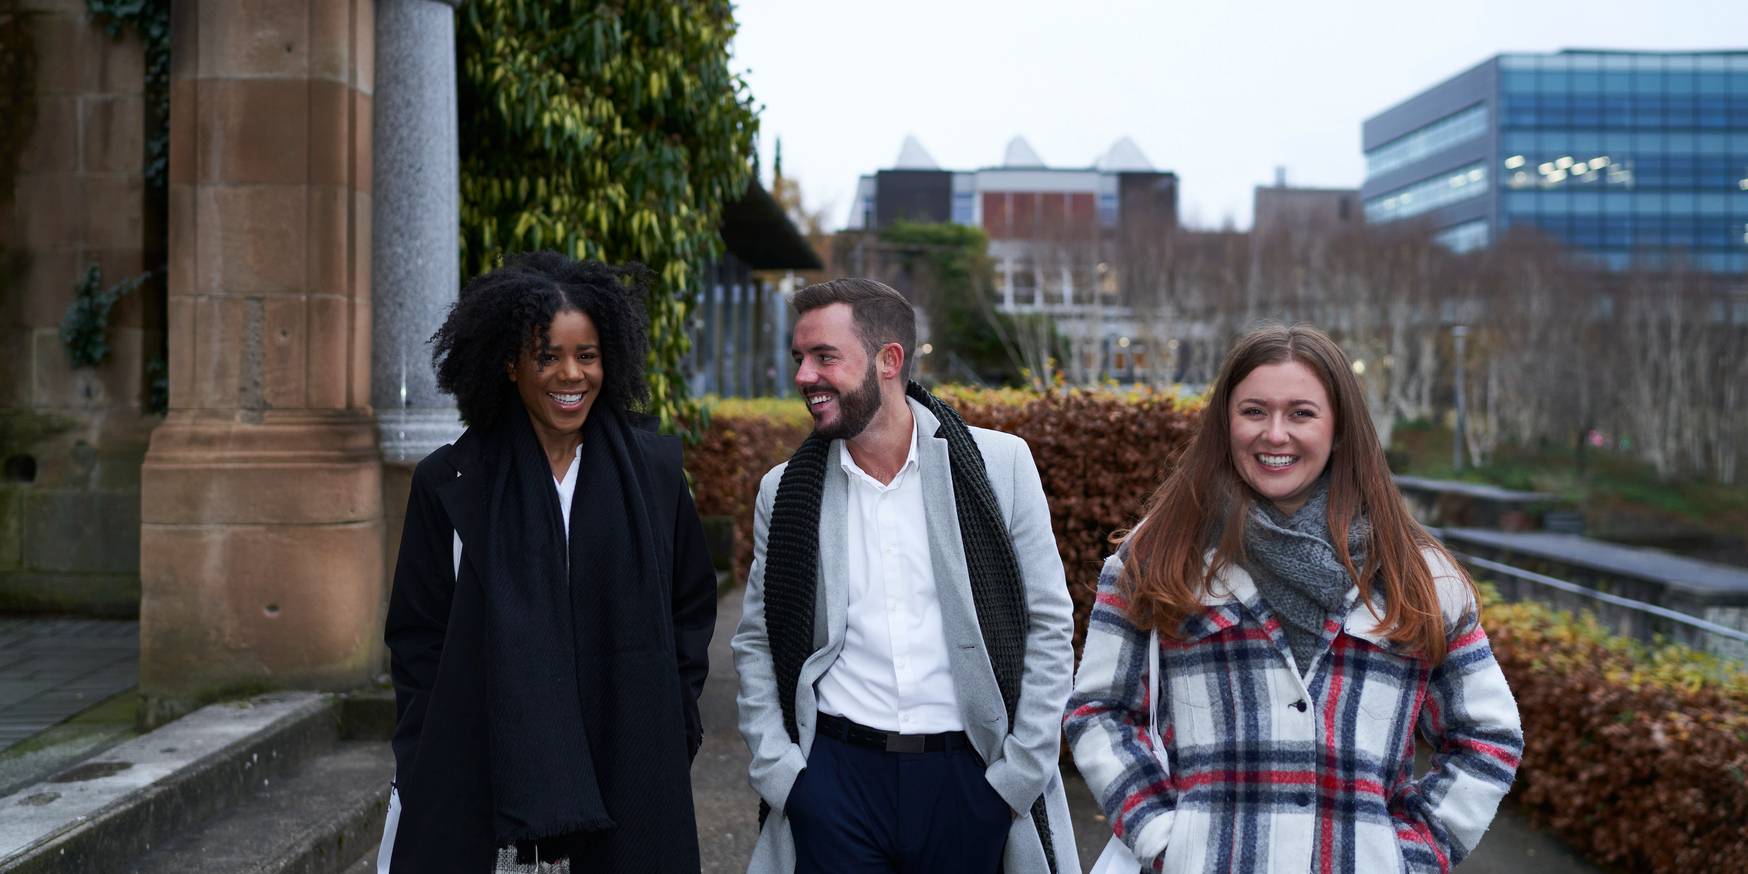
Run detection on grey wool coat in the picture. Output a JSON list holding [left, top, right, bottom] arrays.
[[731, 398, 1082, 874]]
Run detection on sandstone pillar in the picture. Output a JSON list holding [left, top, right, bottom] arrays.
[[372, 0, 463, 463], [140, 0, 382, 722]]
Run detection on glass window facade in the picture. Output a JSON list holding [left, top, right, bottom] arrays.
[[1096, 173, 1119, 228], [1365, 163, 1488, 222], [1495, 51, 1748, 273], [1433, 219, 1490, 253], [951, 173, 976, 226], [1365, 104, 1490, 179]]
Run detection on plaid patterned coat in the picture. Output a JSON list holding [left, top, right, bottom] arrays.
[[1065, 548, 1521, 873]]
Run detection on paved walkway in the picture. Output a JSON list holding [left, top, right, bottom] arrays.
[[694, 586, 1597, 873], [0, 617, 137, 751]]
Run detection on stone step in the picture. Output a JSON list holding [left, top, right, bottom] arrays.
[[0, 693, 340, 874], [124, 740, 393, 874], [344, 844, 381, 874]]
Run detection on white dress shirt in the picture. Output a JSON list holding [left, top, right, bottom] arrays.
[[554, 443, 582, 540], [815, 416, 963, 734], [450, 444, 582, 580]]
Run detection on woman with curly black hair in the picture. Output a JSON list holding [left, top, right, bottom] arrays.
[[381, 251, 717, 873]]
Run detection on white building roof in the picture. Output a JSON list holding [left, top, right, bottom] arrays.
[[1002, 136, 1045, 168], [1095, 136, 1154, 172], [893, 135, 939, 170]]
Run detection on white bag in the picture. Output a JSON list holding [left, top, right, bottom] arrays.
[[377, 531, 461, 874], [1087, 629, 1164, 874], [376, 783, 400, 873]]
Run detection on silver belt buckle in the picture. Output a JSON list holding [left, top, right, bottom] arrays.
[[885, 732, 926, 753]]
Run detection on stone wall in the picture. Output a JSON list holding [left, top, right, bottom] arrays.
[[0, 0, 160, 617]]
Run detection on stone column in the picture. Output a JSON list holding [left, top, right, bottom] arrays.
[[140, 0, 383, 723], [372, 0, 462, 463], [371, 0, 462, 647]]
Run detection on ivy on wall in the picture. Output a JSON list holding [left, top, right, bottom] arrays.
[[86, 0, 168, 194], [457, 1, 759, 432], [76, 0, 169, 413], [60, 264, 147, 368]]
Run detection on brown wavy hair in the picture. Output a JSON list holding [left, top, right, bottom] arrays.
[[1118, 324, 1470, 665]]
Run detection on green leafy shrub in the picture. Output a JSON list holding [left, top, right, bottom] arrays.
[[1482, 588, 1748, 871], [457, 0, 758, 432]]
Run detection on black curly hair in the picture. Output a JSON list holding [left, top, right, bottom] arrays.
[[432, 251, 651, 429]]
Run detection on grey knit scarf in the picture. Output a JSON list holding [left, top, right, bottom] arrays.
[[1239, 477, 1370, 677], [759, 383, 1058, 872]]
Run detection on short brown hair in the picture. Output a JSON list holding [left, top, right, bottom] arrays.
[[792, 278, 917, 380]]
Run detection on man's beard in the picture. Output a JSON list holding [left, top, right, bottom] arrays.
[[806, 359, 883, 441]]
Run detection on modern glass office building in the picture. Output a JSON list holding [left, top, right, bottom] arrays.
[[1360, 50, 1748, 273]]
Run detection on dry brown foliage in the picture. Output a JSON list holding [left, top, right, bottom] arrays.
[[683, 388, 1201, 657], [687, 393, 1748, 870], [1486, 597, 1748, 871]]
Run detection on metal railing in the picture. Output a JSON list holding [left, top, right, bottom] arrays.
[[1448, 550, 1748, 649]]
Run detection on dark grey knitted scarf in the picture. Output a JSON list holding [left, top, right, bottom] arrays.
[[1240, 477, 1370, 677], [758, 382, 1057, 873]]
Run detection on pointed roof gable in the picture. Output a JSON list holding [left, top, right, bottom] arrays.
[[894, 135, 939, 170], [1002, 136, 1045, 168], [1096, 136, 1155, 172]]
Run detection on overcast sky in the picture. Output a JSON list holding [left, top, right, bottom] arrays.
[[732, 0, 1743, 231]]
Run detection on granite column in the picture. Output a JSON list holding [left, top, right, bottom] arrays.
[[372, 0, 463, 464]]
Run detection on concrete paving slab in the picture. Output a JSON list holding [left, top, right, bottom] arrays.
[[0, 618, 137, 756], [0, 691, 139, 799]]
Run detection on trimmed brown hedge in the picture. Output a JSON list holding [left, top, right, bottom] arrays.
[[683, 397, 811, 582], [934, 387, 1201, 655], [1483, 594, 1748, 871], [683, 388, 1202, 654], [685, 390, 1748, 870]]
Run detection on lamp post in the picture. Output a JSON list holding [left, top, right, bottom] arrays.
[[1452, 324, 1469, 471]]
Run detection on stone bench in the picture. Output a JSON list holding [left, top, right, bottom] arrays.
[[1394, 475, 1559, 531]]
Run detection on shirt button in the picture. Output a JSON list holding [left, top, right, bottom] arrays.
[[1291, 699, 1308, 713], [1296, 793, 1311, 807]]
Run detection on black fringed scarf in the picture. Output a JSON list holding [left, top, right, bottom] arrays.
[[480, 404, 659, 855], [760, 382, 1058, 872]]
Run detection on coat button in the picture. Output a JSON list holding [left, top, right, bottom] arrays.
[[1292, 699, 1308, 712]]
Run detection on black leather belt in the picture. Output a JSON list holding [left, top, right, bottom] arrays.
[[816, 712, 973, 754]]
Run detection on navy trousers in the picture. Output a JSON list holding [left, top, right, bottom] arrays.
[[787, 733, 1012, 874]]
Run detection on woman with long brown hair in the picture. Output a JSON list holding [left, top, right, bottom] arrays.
[[1065, 324, 1521, 873]]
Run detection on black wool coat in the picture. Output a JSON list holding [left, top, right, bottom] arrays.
[[384, 420, 717, 873]]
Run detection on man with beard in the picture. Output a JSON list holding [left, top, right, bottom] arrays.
[[732, 278, 1080, 874]]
